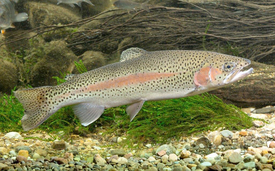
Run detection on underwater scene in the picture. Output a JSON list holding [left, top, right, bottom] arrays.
[[0, 0, 275, 170]]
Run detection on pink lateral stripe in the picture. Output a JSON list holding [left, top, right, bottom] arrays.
[[56, 72, 177, 99], [85, 72, 176, 92]]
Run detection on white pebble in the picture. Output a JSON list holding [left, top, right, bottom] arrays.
[[4, 132, 22, 139], [148, 156, 156, 162], [168, 153, 178, 162], [161, 155, 168, 164]]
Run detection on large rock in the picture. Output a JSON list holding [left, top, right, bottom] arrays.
[[74, 50, 106, 73], [30, 40, 77, 87], [211, 62, 275, 108], [24, 1, 81, 28], [0, 59, 18, 94]]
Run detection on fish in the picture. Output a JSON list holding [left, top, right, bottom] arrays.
[[0, 0, 28, 33], [56, 0, 94, 8], [14, 47, 253, 131], [113, 0, 150, 12]]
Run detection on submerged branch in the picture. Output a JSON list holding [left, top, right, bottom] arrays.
[[1, 1, 275, 63]]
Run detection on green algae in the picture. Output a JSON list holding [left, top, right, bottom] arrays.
[[0, 90, 24, 132], [107, 93, 254, 143]]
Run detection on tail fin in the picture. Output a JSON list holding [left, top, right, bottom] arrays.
[[14, 86, 55, 131]]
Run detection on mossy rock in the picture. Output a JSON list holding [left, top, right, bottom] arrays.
[[30, 40, 77, 87], [0, 60, 18, 94], [74, 51, 106, 73], [24, 1, 81, 28], [0, 43, 10, 61], [82, 0, 115, 17]]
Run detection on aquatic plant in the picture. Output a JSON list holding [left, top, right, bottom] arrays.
[[0, 89, 24, 132], [74, 60, 87, 73], [108, 93, 253, 144]]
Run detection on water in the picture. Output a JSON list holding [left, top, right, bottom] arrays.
[[0, 0, 273, 138]]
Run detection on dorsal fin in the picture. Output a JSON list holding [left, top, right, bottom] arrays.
[[120, 47, 147, 62]]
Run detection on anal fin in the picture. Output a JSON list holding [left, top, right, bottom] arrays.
[[73, 103, 105, 126], [126, 101, 145, 121]]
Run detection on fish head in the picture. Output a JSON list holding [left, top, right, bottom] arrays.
[[194, 52, 253, 89]]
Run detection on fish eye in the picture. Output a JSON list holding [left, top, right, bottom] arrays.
[[223, 62, 235, 72]]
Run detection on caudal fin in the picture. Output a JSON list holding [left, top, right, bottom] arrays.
[[14, 86, 55, 131]]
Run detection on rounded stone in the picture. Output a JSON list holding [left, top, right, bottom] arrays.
[[18, 150, 29, 158], [268, 141, 275, 148], [24, 1, 81, 28], [15, 146, 32, 153], [35, 149, 48, 157], [0, 60, 17, 94], [180, 149, 191, 159], [117, 157, 128, 164], [228, 152, 243, 164], [110, 149, 126, 156], [148, 156, 156, 162], [32, 153, 41, 160], [220, 130, 233, 138], [0, 147, 8, 155], [161, 155, 169, 164], [30, 40, 77, 87], [16, 155, 28, 162], [78, 50, 106, 72], [156, 144, 176, 156], [239, 131, 248, 136], [4, 132, 22, 139], [200, 162, 212, 167], [168, 153, 178, 162]]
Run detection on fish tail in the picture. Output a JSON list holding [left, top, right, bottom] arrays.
[[14, 86, 55, 131]]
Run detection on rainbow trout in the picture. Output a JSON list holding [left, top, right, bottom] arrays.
[[15, 48, 253, 131]]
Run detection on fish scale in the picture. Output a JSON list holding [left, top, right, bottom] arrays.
[[15, 47, 253, 131]]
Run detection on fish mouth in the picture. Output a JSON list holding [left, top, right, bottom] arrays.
[[224, 59, 253, 84]]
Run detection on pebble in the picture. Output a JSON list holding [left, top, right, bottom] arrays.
[[0, 163, 9, 170], [4, 132, 22, 139], [148, 156, 156, 162], [220, 130, 233, 138], [239, 130, 248, 136], [228, 152, 243, 164], [35, 149, 47, 157], [0, 147, 8, 155], [168, 153, 177, 162], [161, 154, 169, 164], [52, 140, 66, 150], [110, 149, 126, 156], [117, 157, 128, 164], [15, 146, 32, 153], [268, 141, 275, 148], [156, 144, 176, 155], [94, 154, 106, 165], [18, 150, 29, 158], [16, 155, 27, 162], [180, 149, 191, 158], [253, 120, 265, 127], [0, 106, 275, 170], [200, 161, 212, 166], [32, 153, 40, 160]]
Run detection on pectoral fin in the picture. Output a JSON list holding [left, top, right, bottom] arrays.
[[126, 101, 145, 121], [73, 103, 105, 126]]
